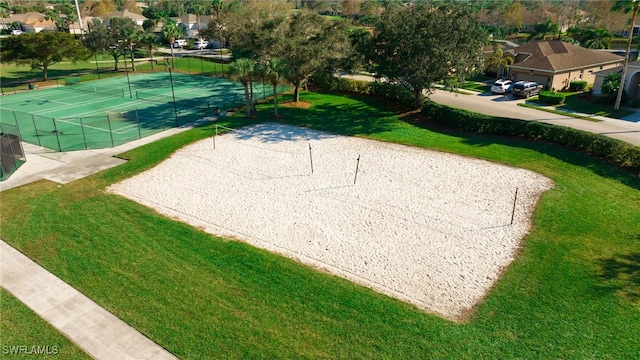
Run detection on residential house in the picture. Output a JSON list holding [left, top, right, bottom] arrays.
[[506, 40, 624, 91], [69, 16, 96, 35], [102, 10, 147, 27], [2, 12, 56, 33], [176, 13, 212, 38], [593, 61, 640, 100]]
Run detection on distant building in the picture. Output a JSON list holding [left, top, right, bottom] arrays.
[[506, 40, 624, 91]]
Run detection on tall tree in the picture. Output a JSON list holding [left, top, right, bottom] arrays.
[[45, 3, 77, 33], [527, 18, 559, 41], [186, 0, 206, 33], [228, 58, 256, 117], [256, 58, 288, 117], [107, 16, 138, 71], [485, 47, 514, 79], [370, 2, 486, 108], [280, 11, 351, 102], [0, 32, 90, 81], [161, 18, 184, 66], [581, 28, 614, 49], [84, 18, 110, 73], [612, 0, 639, 110]]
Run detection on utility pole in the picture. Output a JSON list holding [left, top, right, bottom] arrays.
[[614, 1, 638, 111]]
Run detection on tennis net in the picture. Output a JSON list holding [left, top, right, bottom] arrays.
[[62, 82, 127, 98]]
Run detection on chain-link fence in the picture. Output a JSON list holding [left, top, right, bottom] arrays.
[[0, 123, 26, 181]]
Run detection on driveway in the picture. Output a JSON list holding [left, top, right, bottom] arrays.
[[428, 89, 640, 146], [340, 74, 639, 146]]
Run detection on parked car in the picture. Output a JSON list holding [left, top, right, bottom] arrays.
[[511, 81, 543, 98], [11, 29, 22, 35], [490, 79, 512, 94], [191, 39, 209, 50], [173, 39, 187, 48]]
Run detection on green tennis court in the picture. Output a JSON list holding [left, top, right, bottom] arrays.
[[0, 72, 286, 152]]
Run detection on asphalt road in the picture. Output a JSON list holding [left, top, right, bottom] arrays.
[[428, 89, 640, 146]]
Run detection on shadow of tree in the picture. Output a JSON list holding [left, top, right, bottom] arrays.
[[253, 92, 398, 137], [597, 246, 640, 305]]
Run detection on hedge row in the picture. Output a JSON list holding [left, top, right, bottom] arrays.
[[569, 80, 588, 92], [312, 77, 639, 175], [421, 101, 640, 175], [313, 75, 417, 108], [538, 91, 566, 105]]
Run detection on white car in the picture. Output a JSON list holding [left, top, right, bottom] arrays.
[[11, 29, 22, 35], [490, 79, 512, 94], [173, 39, 187, 48], [192, 39, 209, 50]]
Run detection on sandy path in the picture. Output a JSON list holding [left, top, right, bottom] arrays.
[[108, 123, 553, 320]]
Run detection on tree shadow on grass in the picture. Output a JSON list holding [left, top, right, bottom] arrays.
[[256, 92, 398, 137], [596, 246, 640, 306]]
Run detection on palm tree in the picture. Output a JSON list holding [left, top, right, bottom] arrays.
[[258, 58, 288, 117], [612, 0, 639, 110], [485, 48, 514, 79], [527, 18, 559, 41], [161, 18, 184, 66], [139, 33, 159, 69], [228, 58, 255, 117], [581, 28, 614, 49]]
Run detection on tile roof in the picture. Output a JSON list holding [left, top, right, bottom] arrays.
[[509, 40, 624, 72]]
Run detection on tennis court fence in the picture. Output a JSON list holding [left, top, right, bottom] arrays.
[[0, 123, 26, 181]]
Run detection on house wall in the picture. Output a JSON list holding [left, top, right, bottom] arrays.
[[512, 62, 623, 91]]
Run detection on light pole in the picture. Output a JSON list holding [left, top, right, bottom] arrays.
[[165, 59, 179, 126]]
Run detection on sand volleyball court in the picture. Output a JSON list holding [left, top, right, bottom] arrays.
[[109, 123, 553, 320]]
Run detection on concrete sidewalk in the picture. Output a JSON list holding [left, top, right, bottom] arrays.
[[0, 117, 216, 192], [0, 118, 220, 357], [0, 240, 177, 359]]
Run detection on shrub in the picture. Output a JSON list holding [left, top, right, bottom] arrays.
[[538, 91, 566, 105], [421, 101, 640, 175], [569, 80, 588, 92], [312, 76, 417, 108]]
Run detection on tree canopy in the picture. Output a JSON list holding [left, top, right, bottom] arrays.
[[0, 32, 90, 81], [369, 2, 487, 108]]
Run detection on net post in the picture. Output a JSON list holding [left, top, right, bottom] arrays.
[[121, 88, 125, 97], [308, 142, 313, 174], [136, 108, 142, 139], [27, 112, 42, 146], [353, 154, 361, 185], [51, 118, 62, 151], [213, 124, 217, 149], [510, 188, 519, 225], [79, 117, 88, 150], [106, 114, 115, 148]]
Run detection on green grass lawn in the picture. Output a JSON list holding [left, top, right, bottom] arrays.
[[520, 91, 635, 122], [457, 81, 490, 93], [557, 92, 635, 119], [0, 290, 91, 359], [1, 91, 638, 358]]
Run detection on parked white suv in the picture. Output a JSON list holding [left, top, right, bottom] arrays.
[[191, 39, 209, 50], [173, 39, 187, 48], [511, 81, 543, 98], [490, 79, 512, 94]]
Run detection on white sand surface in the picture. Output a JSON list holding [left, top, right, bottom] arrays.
[[108, 123, 553, 320]]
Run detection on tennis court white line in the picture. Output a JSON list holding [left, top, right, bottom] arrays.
[[55, 118, 140, 135], [30, 96, 122, 117]]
